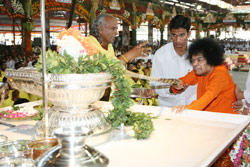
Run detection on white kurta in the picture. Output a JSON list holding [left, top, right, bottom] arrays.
[[244, 71, 250, 104], [6, 60, 15, 69], [150, 42, 197, 107]]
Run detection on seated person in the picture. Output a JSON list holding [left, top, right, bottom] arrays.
[[171, 38, 236, 114], [126, 69, 143, 88], [14, 98, 29, 105], [127, 63, 135, 72], [0, 83, 14, 108], [12, 89, 30, 105]]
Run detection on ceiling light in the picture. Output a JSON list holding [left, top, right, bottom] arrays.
[[175, 3, 190, 9], [197, 5, 202, 10], [169, 0, 179, 2], [164, 1, 174, 5]]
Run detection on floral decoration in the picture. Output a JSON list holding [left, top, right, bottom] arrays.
[[11, 0, 25, 15], [230, 125, 250, 166], [57, 28, 99, 61], [99, 8, 107, 14], [137, 13, 162, 29], [123, 10, 130, 19], [32, 0, 89, 21], [0, 105, 37, 119]]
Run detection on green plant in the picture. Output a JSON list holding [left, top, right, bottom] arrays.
[[35, 50, 154, 139]]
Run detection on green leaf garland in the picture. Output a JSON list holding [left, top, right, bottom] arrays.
[[35, 50, 154, 139]]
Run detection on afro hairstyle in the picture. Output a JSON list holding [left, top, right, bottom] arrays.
[[187, 38, 224, 66]]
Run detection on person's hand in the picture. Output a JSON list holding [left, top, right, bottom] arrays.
[[171, 105, 187, 113], [232, 99, 243, 112], [171, 83, 189, 94], [143, 89, 155, 98], [235, 84, 244, 100], [172, 83, 183, 90], [242, 107, 249, 115], [123, 41, 148, 60]]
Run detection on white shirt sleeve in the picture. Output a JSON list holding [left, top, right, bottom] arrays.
[[150, 48, 171, 98], [244, 71, 250, 103]]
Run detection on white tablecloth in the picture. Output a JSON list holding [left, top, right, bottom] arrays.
[[0, 101, 250, 167]]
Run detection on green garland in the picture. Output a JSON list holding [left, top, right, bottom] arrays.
[[35, 50, 154, 139]]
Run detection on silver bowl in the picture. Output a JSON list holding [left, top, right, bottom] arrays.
[[6, 69, 112, 110], [36, 126, 109, 167], [5, 69, 114, 145], [0, 135, 8, 143], [0, 140, 32, 158], [35, 106, 113, 146], [0, 157, 35, 167]]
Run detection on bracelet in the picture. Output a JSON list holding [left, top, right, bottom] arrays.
[[121, 55, 128, 63]]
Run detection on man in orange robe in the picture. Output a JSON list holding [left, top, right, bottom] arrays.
[[172, 38, 236, 114]]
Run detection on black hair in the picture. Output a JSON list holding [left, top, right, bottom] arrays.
[[127, 62, 135, 67], [14, 98, 29, 105], [132, 69, 139, 73], [187, 38, 224, 66], [169, 15, 191, 32], [2, 77, 7, 83]]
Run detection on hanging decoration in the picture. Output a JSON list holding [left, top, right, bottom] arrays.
[[190, 11, 196, 23], [203, 13, 216, 23], [146, 3, 154, 16], [2, 0, 250, 33], [172, 6, 177, 17], [101, 0, 126, 17], [109, 0, 121, 10], [96, 0, 134, 29], [223, 13, 236, 23], [137, 13, 161, 29], [31, 0, 90, 21], [244, 13, 250, 22], [11, 0, 25, 15]]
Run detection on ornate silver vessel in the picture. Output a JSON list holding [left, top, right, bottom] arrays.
[[36, 127, 109, 167], [5, 68, 113, 145], [0, 82, 8, 106]]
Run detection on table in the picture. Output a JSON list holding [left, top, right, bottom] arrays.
[[0, 101, 249, 167]]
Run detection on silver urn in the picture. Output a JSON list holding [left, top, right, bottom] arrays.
[[5, 68, 113, 145]]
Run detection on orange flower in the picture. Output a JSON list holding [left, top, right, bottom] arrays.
[[58, 28, 99, 58]]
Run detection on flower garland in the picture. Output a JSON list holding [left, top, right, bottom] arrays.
[[230, 125, 250, 166], [32, 1, 89, 21], [123, 10, 130, 19], [137, 14, 162, 29], [0, 105, 37, 119]]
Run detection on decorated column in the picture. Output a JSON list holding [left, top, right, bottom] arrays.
[[46, 12, 50, 48], [22, 0, 34, 58], [90, 0, 98, 26], [130, 0, 137, 46], [160, 9, 167, 46], [148, 22, 153, 45]]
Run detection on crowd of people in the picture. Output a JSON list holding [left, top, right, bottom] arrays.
[[0, 46, 42, 108], [0, 14, 249, 115], [222, 40, 250, 54]]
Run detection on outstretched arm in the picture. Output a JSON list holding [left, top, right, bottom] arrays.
[[118, 41, 148, 65]]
